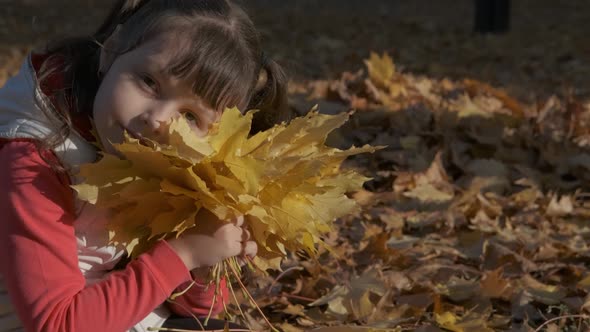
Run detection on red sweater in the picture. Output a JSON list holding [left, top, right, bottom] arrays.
[[0, 52, 229, 331], [0, 140, 228, 331]]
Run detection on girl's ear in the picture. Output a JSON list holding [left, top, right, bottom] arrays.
[[98, 24, 123, 76]]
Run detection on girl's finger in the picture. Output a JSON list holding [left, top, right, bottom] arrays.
[[232, 225, 244, 239], [242, 229, 251, 242], [242, 240, 258, 258], [234, 215, 244, 227]]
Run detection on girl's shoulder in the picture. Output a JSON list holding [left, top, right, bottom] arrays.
[[0, 138, 62, 164], [0, 53, 53, 140], [0, 52, 98, 173], [0, 138, 72, 197]]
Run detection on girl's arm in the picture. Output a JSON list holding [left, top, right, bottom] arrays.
[[0, 140, 192, 332]]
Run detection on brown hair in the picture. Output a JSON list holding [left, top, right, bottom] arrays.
[[37, 0, 288, 169]]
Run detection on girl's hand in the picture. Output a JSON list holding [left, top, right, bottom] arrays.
[[167, 210, 252, 271], [237, 226, 258, 267], [190, 238, 258, 278]]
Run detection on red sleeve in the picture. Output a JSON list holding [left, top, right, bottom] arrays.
[[0, 141, 192, 332], [166, 273, 229, 318]]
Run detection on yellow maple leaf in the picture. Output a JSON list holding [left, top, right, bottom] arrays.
[[73, 107, 383, 269], [435, 311, 493, 332], [364, 52, 396, 90]]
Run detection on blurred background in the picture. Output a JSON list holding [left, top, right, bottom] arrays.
[[1, 0, 589, 102]]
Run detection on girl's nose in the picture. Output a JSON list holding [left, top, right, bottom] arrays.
[[143, 103, 179, 135]]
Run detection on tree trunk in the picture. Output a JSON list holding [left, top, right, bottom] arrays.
[[474, 0, 511, 33]]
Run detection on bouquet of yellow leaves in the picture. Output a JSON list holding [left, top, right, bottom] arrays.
[[73, 107, 380, 271]]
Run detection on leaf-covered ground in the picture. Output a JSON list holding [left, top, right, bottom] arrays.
[[2, 1, 590, 331], [250, 54, 590, 332]]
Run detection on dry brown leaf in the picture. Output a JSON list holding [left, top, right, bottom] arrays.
[[522, 275, 567, 305], [480, 268, 512, 299]]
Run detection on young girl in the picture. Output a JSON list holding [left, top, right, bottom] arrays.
[[0, 1, 288, 331]]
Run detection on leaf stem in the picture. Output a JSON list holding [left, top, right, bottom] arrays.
[[204, 264, 222, 325], [280, 292, 317, 302], [225, 265, 246, 321], [148, 327, 252, 332], [226, 259, 279, 332], [169, 280, 197, 301], [165, 296, 206, 331], [534, 315, 589, 332], [266, 266, 303, 295]]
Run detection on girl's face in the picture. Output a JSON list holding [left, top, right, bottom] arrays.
[[93, 33, 221, 154]]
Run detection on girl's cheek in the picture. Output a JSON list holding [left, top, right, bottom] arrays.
[[191, 127, 206, 138], [111, 82, 148, 124]]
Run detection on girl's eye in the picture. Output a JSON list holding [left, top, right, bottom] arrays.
[[183, 111, 200, 126], [139, 74, 159, 93]]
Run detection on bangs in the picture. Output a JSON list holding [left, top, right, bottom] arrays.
[[163, 24, 257, 112], [118, 1, 262, 113]]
